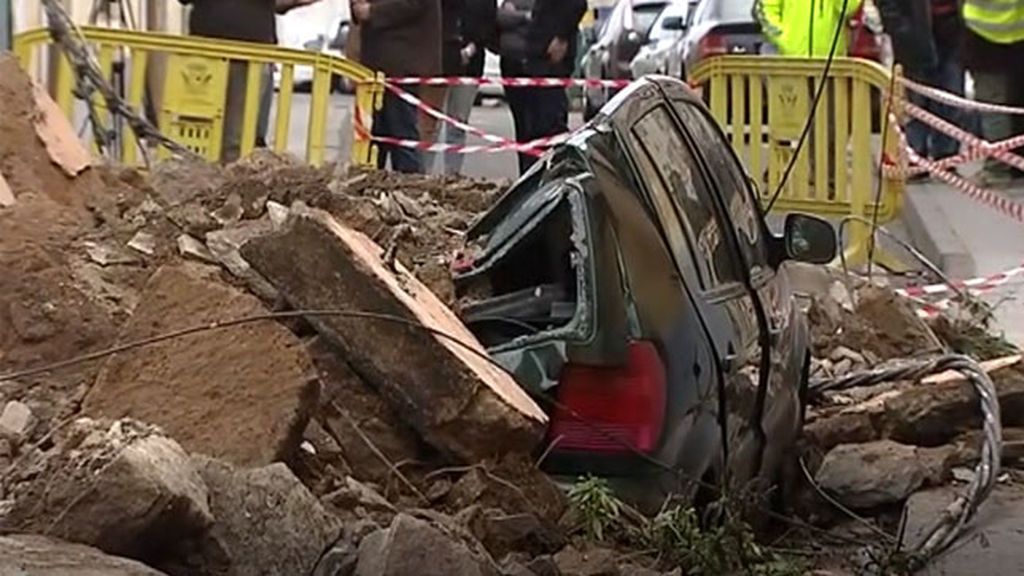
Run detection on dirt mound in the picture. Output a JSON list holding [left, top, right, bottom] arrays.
[[0, 55, 100, 209]]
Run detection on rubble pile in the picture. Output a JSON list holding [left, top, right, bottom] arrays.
[[2, 52, 1022, 575], [794, 266, 1024, 533]]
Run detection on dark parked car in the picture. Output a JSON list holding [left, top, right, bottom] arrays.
[[580, 0, 671, 120], [453, 76, 837, 508]]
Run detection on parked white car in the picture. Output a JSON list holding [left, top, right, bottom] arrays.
[[276, 8, 350, 92], [629, 0, 691, 80]]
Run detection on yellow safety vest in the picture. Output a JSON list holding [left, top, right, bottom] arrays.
[[964, 0, 1024, 44]]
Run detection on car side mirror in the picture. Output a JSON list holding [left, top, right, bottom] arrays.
[[783, 213, 837, 264], [662, 16, 685, 30]]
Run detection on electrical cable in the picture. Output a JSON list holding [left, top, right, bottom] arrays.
[[0, 306, 894, 549], [764, 0, 851, 213], [808, 354, 1002, 568], [865, 59, 899, 277]]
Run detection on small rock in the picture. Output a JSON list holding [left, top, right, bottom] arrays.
[[85, 241, 139, 266], [312, 541, 359, 576], [0, 171, 14, 207], [355, 514, 499, 576], [427, 478, 453, 502], [0, 534, 167, 575], [0, 401, 34, 443], [815, 440, 938, 509], [478, 509, 564, 559], [213, 193, 245, 226], [393, 190, 426, 219], [0, 439, 12, 457], [829, 345, 866, 365], [952, 467, 976, 483], [324, 476, 396, 514], [617, 563, 662, 576], [127, 231, 156, 256], [524, 555, 560, 576], [167, 203, 219, 237], [267, 200, 290, 229], [176, 234, 217, 264], [553, 545, 620, 576]]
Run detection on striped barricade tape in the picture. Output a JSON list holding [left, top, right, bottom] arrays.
[[896, 263, 1024, 299], [354, 122, 570, 155], [900, 77, 1024, 116], [384, 76, 633, 90]]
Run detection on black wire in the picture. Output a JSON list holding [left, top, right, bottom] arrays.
[[866, 64, 898, 277], [764, 0, 851, 213], [0, 307, 875, 545]]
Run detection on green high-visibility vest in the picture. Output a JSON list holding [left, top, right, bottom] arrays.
[[964, 0, 1024, 44]]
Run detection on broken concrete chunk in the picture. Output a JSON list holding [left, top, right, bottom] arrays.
[[150, 158, 226, 208], [814, 440, 954, 509], [84, 265, 317, 468], [85, 240, 140, 266], [0, 534, 169, 576], [266, 200, 289, 229], [0, 400, 34, 444], [355, 514, 500, 576], [0, 418, 213, 560], [242, 205, 546, 462], [177, 234, 217, 264], [205, 219, 279, 301], [127, 231, 157, 256], [183, 456, 342, 576], [212, 193, 244, 226], [0, 170, 14, 207], [31, 80, 92, 177]]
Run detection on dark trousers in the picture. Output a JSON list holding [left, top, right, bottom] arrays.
[[374, 88, 423, 173], [503, 61, 570, 175], [906, 45, 964, 160]]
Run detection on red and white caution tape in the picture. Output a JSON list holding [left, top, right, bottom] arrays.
[[382, 82, 543, 157], [896, 263, 1024, 299], [385, 76, 632, 90], [900, 77, 1024, 116], [901, 100, 1024, 173], [897, 264, 1024, 318], [353, 121, 570, 155]]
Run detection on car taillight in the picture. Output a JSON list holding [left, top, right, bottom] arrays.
[[548, 341, 667, 454], [697, 33, 727, 60]]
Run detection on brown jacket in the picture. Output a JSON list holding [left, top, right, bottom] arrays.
[[358, 0, 442, 77]]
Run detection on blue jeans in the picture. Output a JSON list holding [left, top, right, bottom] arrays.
[[906, 45, 964, 160], [374, 89, 423, 173]]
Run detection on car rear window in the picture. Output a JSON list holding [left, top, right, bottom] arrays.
[[713, 0, 756, 22], [635, 4, 669, 37]]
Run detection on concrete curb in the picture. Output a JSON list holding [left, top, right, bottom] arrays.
[[901, 182, 977, 279]]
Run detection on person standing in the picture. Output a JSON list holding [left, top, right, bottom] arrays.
[[878, 0, 965, 176], [755, 0, 863, 57], [178, 0, 321, 162], [962, 0, 1024, 184], [422, 0, 465, 174], [353, 0, 442, 173], [435, 0, 497, 175], [498, 0, 587, 175]]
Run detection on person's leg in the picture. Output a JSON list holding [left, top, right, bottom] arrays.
[[221, 61, 247, 163], [418, 85, 447, 174], [387, 87, 424, 173], [256, 63, 275, 149], [928, 41, 965, 161], [443, 85, 479, 175], [504, 85, 533, 174], [904, 68, 931, 158], [518, 86, 568, 174], [972, 69, 1015, 179]]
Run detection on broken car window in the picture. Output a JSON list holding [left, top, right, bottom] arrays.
[[629, 106, 742, 290]]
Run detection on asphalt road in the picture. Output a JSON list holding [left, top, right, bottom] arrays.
[[272, 92, 582, 182]]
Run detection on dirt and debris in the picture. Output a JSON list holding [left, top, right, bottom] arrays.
[[2, 52, 1023, 576]]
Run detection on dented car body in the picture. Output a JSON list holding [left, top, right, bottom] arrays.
[[454, 76, 836, 507]]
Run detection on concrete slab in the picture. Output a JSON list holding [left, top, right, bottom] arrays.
[[903, 484, 1024, 576], [901, 182, 976, 280]]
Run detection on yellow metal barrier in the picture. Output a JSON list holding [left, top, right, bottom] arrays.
[[690, 56, 907, 268], [13, 27, 383, 167]]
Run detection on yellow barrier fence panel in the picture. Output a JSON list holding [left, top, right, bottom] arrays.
[[16, 26, 379, 167], [123, 48, 149, 166], [690, 56, 908, 268], [274, 65, 295, 154], [239, 60, 264, 160]]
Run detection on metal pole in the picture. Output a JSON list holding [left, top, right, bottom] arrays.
[[0, 0, 13, 51]]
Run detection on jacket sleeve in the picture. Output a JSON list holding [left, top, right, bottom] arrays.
[[463, 0, 498, 48], [366, 0, 430, 30], [753, 0, 785, 45], [555, 0, 588, 40]]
